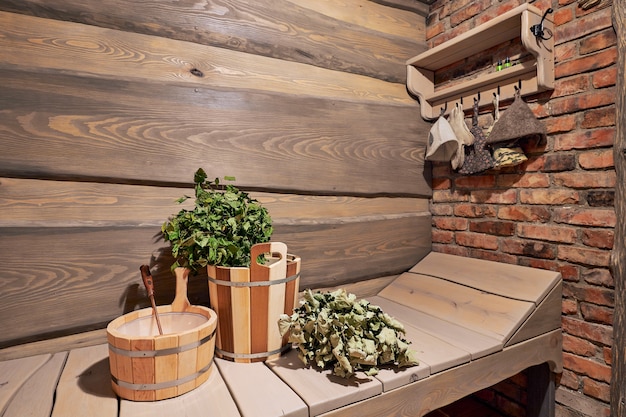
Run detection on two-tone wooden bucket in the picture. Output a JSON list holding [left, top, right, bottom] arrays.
[[207, 242, 301, 363], [107, 267, 217, 401]]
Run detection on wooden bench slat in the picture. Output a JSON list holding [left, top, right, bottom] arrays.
[[216, 358, 307, 417], [0, 354, 51, 413], [369, 296, 501, 360], [410, 252, 562, 304], [120, 364, 240, 417], [266, 349, 382, 416], [3, 352, 67, 417], [51, 344, 118, 417], [377, 273, 535, 344]]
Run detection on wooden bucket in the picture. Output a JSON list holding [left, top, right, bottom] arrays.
[[107, 267, 217, 401], [207, 242, 301, 363]]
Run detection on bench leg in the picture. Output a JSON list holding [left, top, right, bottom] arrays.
[[527, 363, 555, 417]]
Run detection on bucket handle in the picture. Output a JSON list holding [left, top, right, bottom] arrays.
[[250, 242, 288, 280], [171, 267, 192, 312]]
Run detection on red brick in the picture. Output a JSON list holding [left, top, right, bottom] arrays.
[[544, 114, 577, 133], [496, 173, 550, 188], [562, 298, 578, 314], [553, 7, 574, 26], [553, 171, 616, 188], [517, 224, 577, 243], [432, 164, 453, 177], [582, 268, 614, 287], [558, 245, 611, 267], [501, 238, 556, 259], [550, 90, 616, 116], [553, 207, 616, 227], [433, 216, 468, 231], [453, 203, 496, 218], [562, 352, 611, 383], [559, 263, 581, 281], [449, 1, 485, 27], [519, 257, 561, 272], [603, 347, 612, 365], [579, 149, 614, 169], [563, 334, 598, 356], [431, 204, 454, 216], [554, 75, 591, 98], [432, 177, 452, 190], [454, 174, 496, 189], [580, 29, 617, 55], [564, 283, 614, 307], [562, 316, 613, 346], [555, 7, 613, 44], [473, 1, 519, 26], [555, 48, 617, 79], [468, 249, 517, 264], [497, 205, 550, 222], [519, 189, 579, 205], [432, 189, 470, 203], [426, 21, 445, 40], [533, 153, 577, 172], [555, 41, 578, 63], [592, 66, 617, 88], [469, 220, 515, 236], [432, 244, 469, 257], [581, 303, 614, 325], [582, 377, 611, 402], [432, 229, 455, 244], [581, 228, 614, 249], [559, 369, 581, 391], [495, 394, 525, 417], [455, 231, 499, 250], [587, 190, 615, 207], [581, 107, 615, 129], [470, 189, 518, 204], [554, 128, 615, 151]]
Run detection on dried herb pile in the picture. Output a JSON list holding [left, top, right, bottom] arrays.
[[278, 289, 418, 378]]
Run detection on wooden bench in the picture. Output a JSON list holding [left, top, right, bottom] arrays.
[[0, 253, 562, 417]]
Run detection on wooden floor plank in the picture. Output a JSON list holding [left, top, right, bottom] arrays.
[[0, 354, 51, 414], [410, 252, 562, 304], [216, 357, 307, 417], [378, 273, 535, 343], [120, 364, 240, 417], [3, 352, 68, 417], [51, 344, 117, 417], [266, 348, 382, 416], [370, 296, 501, 360]]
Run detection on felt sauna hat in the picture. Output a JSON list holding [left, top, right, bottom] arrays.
[[426, 116, 459, 162], [486, 91, 546, 145]]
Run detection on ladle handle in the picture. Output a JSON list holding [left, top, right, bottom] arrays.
[[140, 265, 164, 335], [172, 267, 191, 313]]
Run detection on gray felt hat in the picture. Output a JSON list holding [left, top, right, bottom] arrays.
[[486, 91, 546, 145]]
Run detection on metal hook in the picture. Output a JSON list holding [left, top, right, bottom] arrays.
[[439, 102, 448, 116], [530, 8, 554, 40]]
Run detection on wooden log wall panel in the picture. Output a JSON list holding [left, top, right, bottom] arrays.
[[0, 0, 431, 348], [0, 0, 426, 83], [0, 36, 430, 196], [0, 178, 429, 227], [0, 215, 430, 347]]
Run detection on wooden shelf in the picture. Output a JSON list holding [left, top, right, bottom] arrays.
[[407, 3, 554, 120]]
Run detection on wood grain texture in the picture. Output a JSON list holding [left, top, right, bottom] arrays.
[[410, 252, 562, 304], [319, 330, 562, 417], [612, 1, 625, 416], [0, 0, 426, 83], [51, 344, 117, 417], [0, 354, 52, 412], [216, 358, 308, 417], [2, 352, 67, 417], [0, 69, 429, 196], [378, 272, 535, 343]]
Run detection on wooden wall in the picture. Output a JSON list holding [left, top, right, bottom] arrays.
[[0, 0, 431, 348]]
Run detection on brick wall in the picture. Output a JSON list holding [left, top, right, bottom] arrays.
[[425, 0, 616, 416]]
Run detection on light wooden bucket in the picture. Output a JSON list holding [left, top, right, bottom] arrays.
[[207, 242, 301, 363], [107, 267, 217, 401]]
